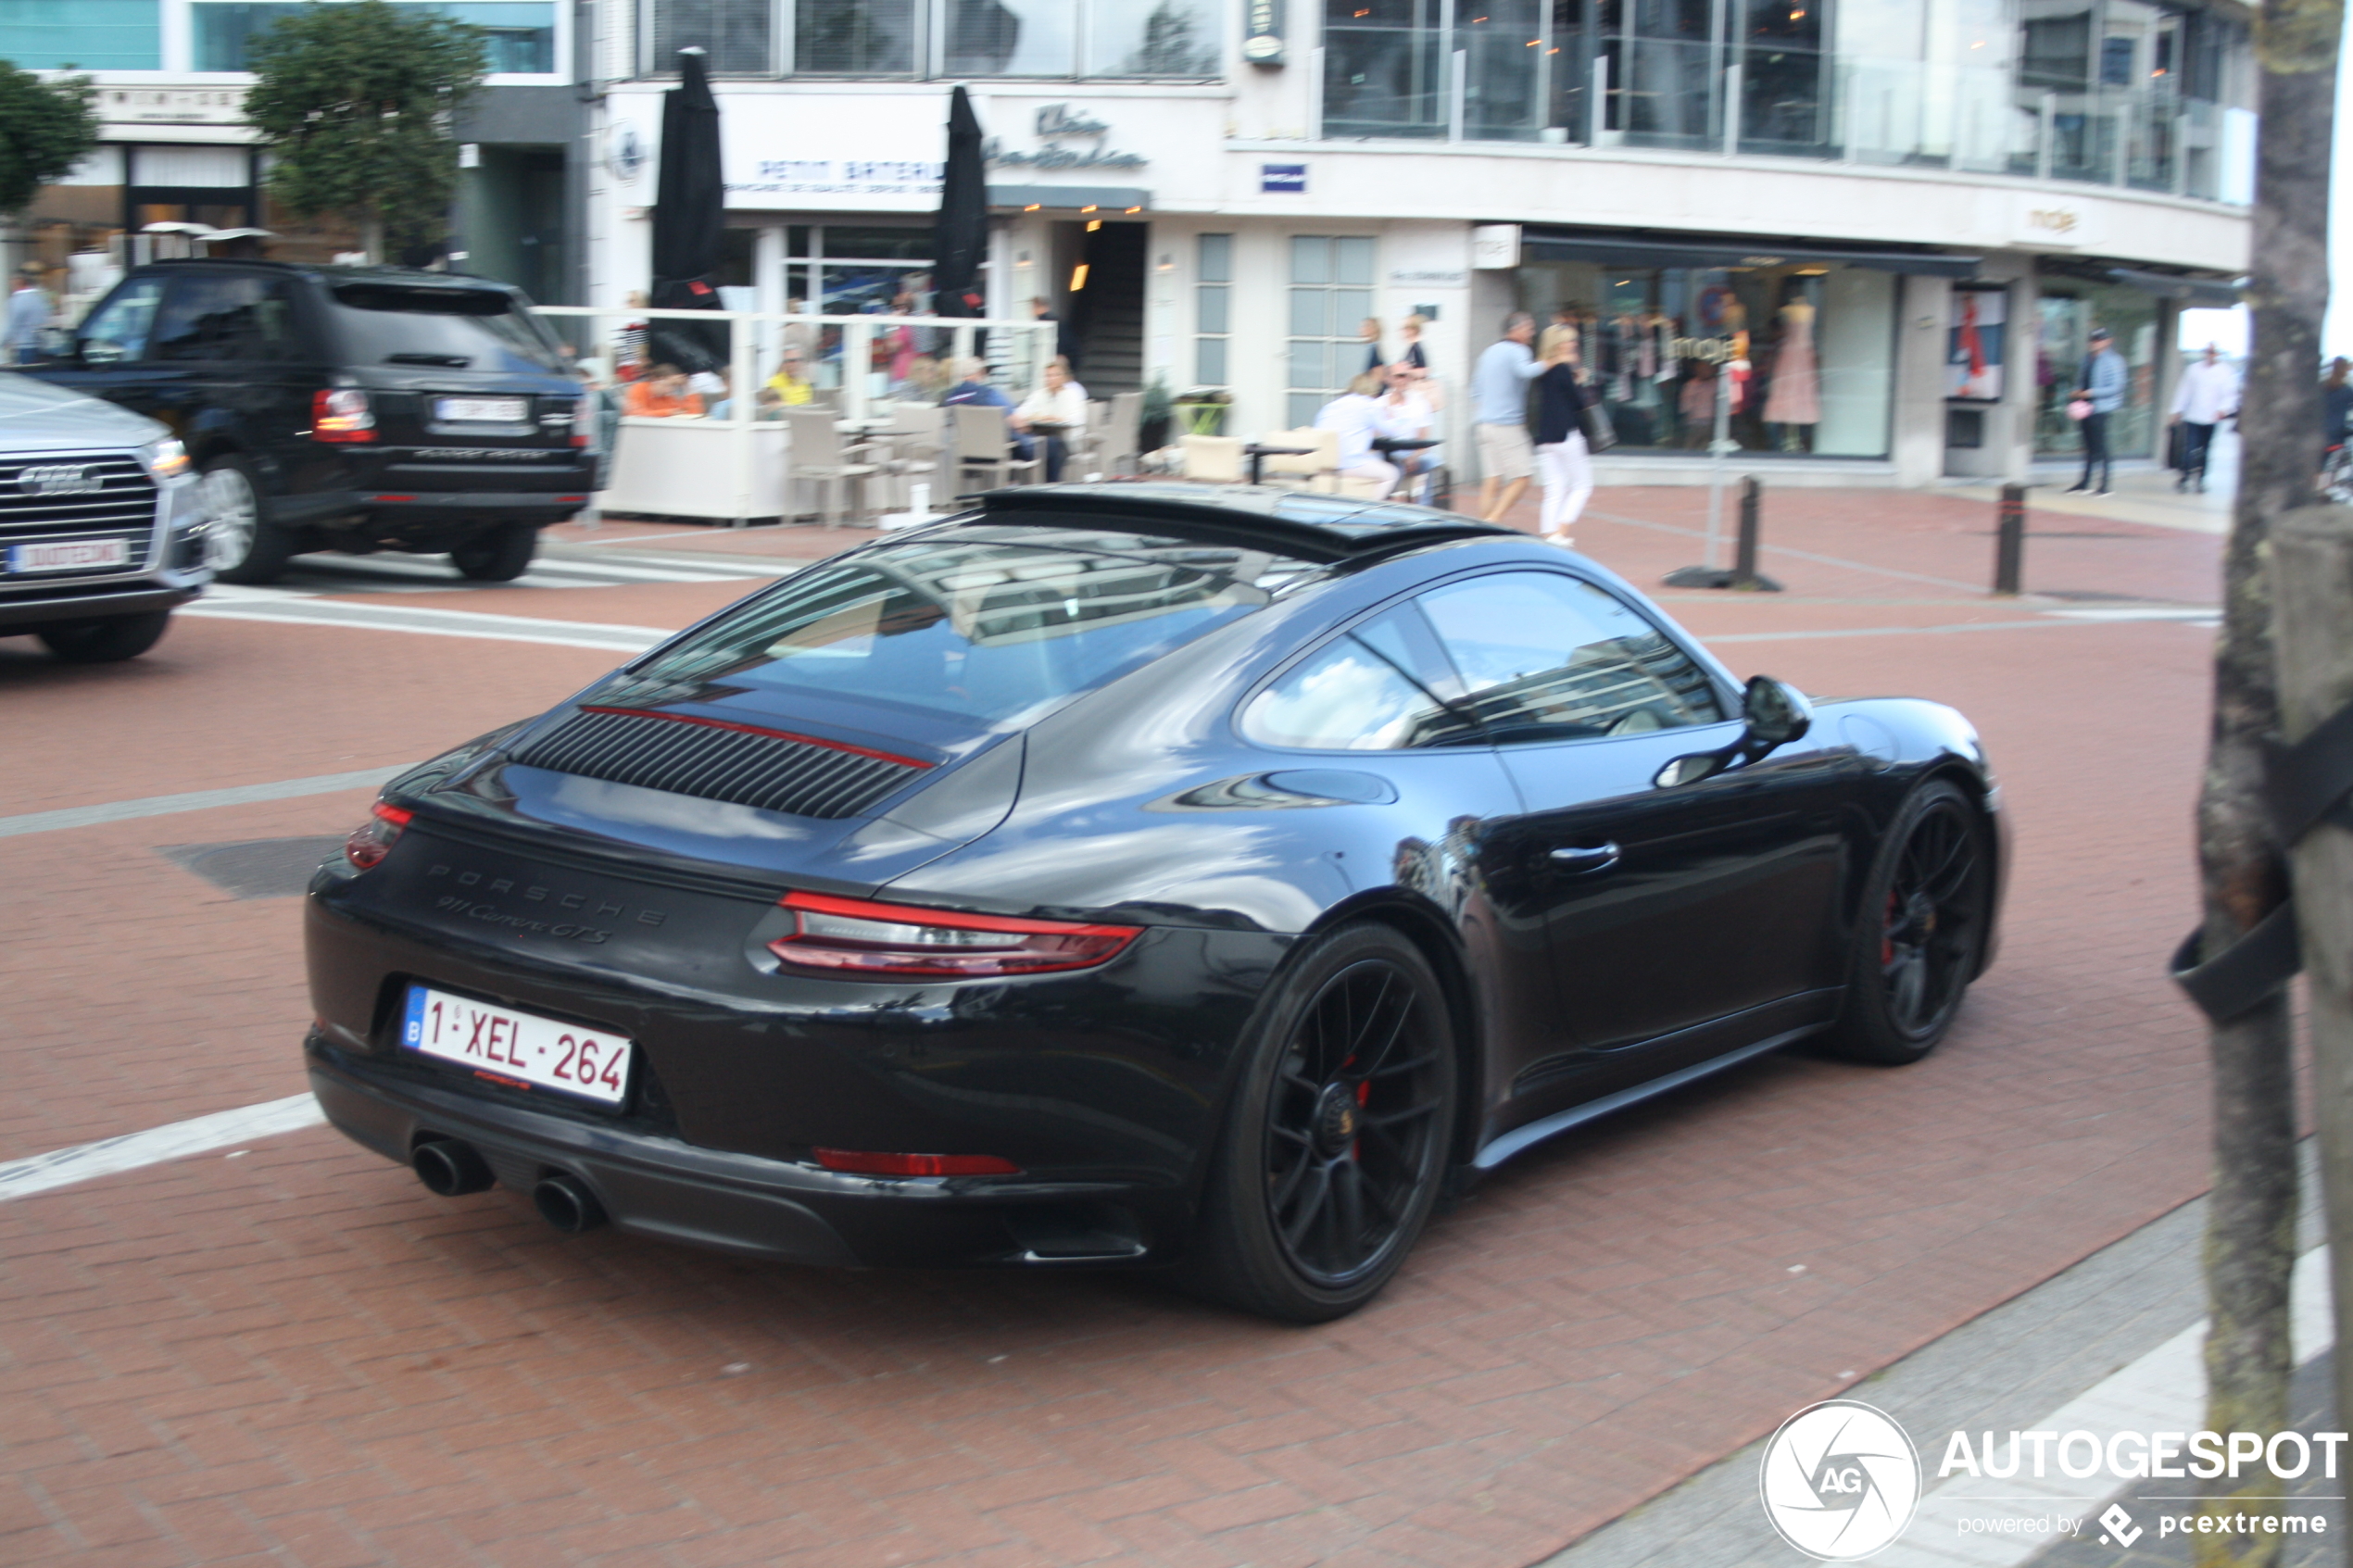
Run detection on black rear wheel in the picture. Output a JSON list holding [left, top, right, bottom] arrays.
[[450, 522, 538, 583], [1182, 923, 1456, 1322], [1822, 780, 1991, 1064], [38, 610, 172, 663], [199, 457, 296, 585]]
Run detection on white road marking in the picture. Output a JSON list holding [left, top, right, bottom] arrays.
[[0, 766, 405, 839], [1872, 1246, 2332, 1567], [0, 1094, 326, 1202], [181, 596, 671, 652], [2045, 605, 2222, 623]]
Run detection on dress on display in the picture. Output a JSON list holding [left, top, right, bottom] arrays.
[[1763, 301, 1821, 425]]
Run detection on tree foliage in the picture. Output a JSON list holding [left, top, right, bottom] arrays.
[[0, 64, 98, 215], [242, 1, 487, 259]]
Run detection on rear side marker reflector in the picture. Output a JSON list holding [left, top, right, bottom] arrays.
[[769, 889, 1142, 978], [813, 1148, 1022, 1177], [344, 800, 412, 871]]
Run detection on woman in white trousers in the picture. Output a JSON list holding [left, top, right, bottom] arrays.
[[1531, 336, 1595, 545]]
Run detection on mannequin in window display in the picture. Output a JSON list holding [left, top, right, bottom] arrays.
[[1679, 358, 1720, 448], [1761, 282, 1820, 450]]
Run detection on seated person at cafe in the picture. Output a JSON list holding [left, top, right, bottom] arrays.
[[1315, 370, 1401, 499], [767, 348, 815, 405], [941, 358, 1034, 459], [753, 386, 787, 421], [623, 363, 702, 418], [1012, 357, 1088, 482]]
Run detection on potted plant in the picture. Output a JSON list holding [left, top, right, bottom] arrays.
[[1172, 386, 1230, 437], [1139, 374, 1174, 455]]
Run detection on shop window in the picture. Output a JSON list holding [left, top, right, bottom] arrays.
[[1286, 236, 1376, 428], [1509, 253, 1894, 458], [1195, 233, 1231, 388], [777, 224, 939, 385], [0, 0, 160, 70], [196, 2, 557, 72]]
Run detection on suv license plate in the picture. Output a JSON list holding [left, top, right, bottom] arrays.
[[7, 538, 129, 573], [400, 983, 633, 1106], [435, 396, 529, 423]]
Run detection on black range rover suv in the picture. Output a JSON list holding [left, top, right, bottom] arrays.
[[30, 260, 596, 585]]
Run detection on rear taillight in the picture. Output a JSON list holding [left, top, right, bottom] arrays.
[[571, 396, 594, 448], [768, 890, 1141, 978], [813, 1148, 1022, 1177], [311, 388, 376, 443], [344, 801, 412, 870]]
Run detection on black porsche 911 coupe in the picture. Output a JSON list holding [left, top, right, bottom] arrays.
[[305, 483, 2006, 1321]]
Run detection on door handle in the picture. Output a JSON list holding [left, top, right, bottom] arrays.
[[1549, 843, 1620, 874]]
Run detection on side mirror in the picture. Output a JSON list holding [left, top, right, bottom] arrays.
[[1740, 674, 1813, 751], [1655, 676, 1813, 788]]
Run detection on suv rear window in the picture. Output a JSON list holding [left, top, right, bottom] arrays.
[[329, 283, 569, 373], [627, 527, 1316, 727]]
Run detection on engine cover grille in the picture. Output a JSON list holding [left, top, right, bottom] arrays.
[[510, 708, 928, 820]]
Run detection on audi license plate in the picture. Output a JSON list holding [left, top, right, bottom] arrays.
[[434, 396, 529, 423], [400, 984, 633, 1106], [6, 538, 128, 574]]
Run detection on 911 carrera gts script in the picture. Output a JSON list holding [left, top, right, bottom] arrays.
[[434, 895, 610, 943]]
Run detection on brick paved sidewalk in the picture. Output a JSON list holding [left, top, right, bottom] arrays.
[[0, 486, 2229, 1567]]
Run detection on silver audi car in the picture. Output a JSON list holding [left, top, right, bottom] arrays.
[[0, 371, 211, 662]]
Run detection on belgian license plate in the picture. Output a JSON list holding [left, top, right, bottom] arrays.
[[400, 984, 633, 1106], [7, 538, 129, 573], [435, 396, 529, 423]]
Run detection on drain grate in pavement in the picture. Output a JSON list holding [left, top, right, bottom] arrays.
[[157, 836, 346, 899]]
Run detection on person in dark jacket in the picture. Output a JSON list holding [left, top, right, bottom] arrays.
[[1532, 334, 1597, 545]]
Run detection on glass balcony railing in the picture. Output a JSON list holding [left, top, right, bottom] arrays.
[[1316, 37, 2244, 205]]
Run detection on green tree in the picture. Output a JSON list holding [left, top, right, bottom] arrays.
[[0, 63, 97, 215], [242, 1, 487, 264]]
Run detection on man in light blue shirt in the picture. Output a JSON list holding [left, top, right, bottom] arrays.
[[2067, 326, 2127, 495], [6, 266, 50, 364], [1472, 312, 1545, 521]]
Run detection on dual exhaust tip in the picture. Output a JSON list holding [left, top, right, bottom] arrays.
[[411, 1138, 606, 1234]]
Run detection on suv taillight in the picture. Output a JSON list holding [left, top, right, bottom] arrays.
[[571, 395, 594, 448], [311, 388, 376, 443]]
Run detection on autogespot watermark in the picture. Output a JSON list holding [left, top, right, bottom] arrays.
[[1758, 1404, 2342, 1559]]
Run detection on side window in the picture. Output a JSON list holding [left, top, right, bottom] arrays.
[[1416, 571, 1726, 744], [78, 279, 166, 364], [151, 274, 296, 362], [1242, 607, 1479, 751]]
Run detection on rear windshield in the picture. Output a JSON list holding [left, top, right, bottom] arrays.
[[627, 527, 1320, 727], [329, 283, 569, 373]]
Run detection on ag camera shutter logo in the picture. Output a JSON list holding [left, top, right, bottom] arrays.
[[1759, 1400, 1922, 1560]]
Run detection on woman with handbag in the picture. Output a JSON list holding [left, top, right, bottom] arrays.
[[1532, 332, 1604, 546]]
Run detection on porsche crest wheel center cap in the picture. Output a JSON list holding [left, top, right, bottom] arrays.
[[1314, 1084, 1360, 1156]]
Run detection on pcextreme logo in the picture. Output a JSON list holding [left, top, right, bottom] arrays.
[[1758, 1400, 1923, 1561]]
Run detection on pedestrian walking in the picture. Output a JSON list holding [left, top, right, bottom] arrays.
[[1472, 312, 1546, 522], [1531, 332, 1596, 546], [1356, 317, 1383, 374], [2065, 326, 2125, 496], [1395, 314, 1429, 372], [6, 264, 51, 364], [2166, 343, 2237, 494]]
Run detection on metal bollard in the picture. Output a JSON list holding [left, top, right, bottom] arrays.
[[1734, 476, 1762, 586], [1994, 483, 2026, 595]]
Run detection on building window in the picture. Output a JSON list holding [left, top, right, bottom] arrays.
[[1511, 250, 1894, 458], [1195, 232, 1231, 388], [0, 0, 161, 70], [779, 224, 938, 387], [652, 0, 1220, 78], [649, 0, 773, 73], [195, 2, 558, 72], [1286, 236, 1375, 428]]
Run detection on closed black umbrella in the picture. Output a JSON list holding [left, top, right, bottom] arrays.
[[932, 85, 988, 320], [649, 47, 726, 373]]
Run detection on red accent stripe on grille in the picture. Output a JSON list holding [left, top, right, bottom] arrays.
[[576, 707, 934, 769]]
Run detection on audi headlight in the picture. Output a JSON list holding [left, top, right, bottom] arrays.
[[144, 438, 191, 481]]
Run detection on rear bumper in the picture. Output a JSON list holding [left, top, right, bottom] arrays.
[[308, 1037, 1176, 1269]]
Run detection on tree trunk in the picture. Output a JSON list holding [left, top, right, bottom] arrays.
[[2269, 506, 2353, 1565], [2194, 5, 2338, 1565]]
